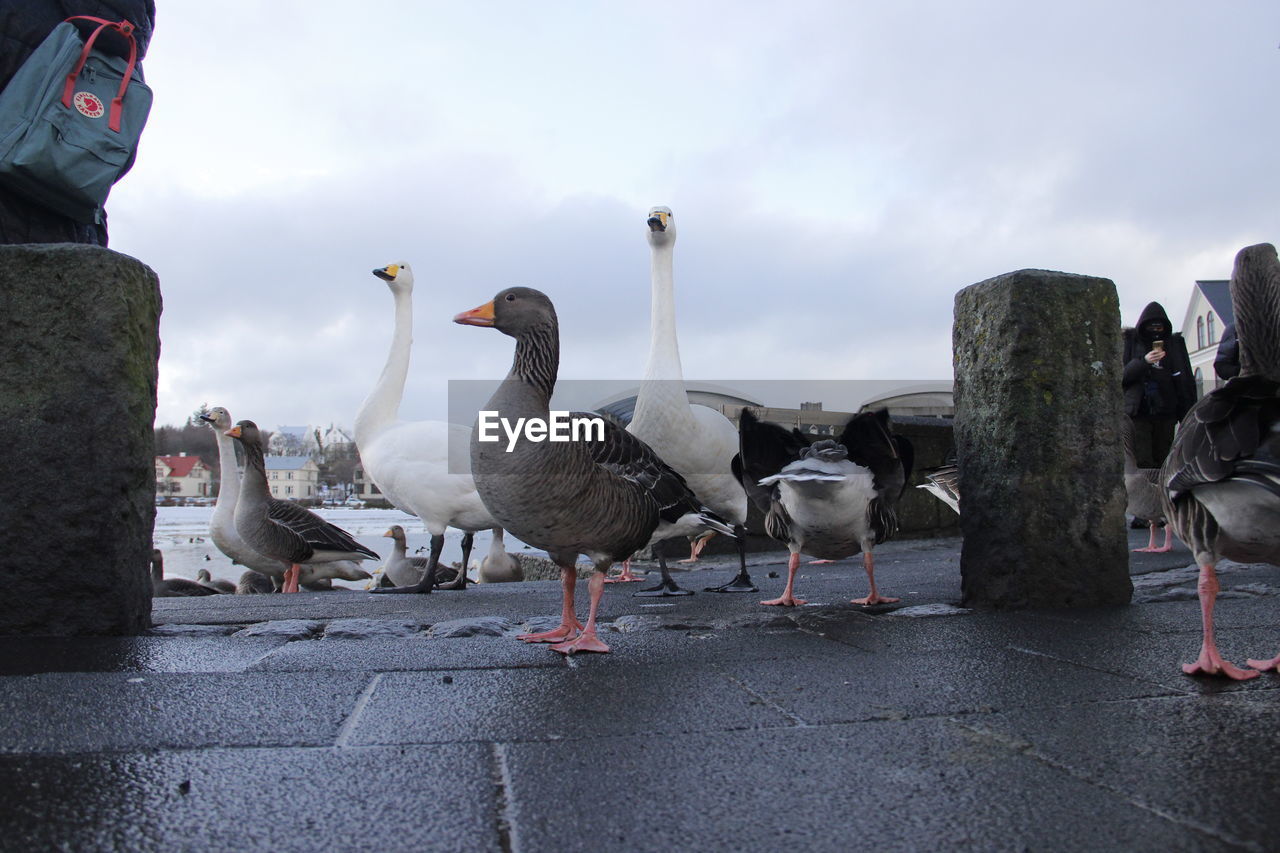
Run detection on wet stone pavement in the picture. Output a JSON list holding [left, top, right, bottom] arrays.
[[1, 531, 1278, 852]]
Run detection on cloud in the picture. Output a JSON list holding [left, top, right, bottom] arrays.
[[100, 0, 1280, 430]]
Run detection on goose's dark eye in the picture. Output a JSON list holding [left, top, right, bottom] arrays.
[[505, 293, 516, 302]]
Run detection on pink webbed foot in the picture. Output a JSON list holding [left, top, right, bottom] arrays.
[[1246, 653, 1280, 672], [518, 622, 583, 644], [852, 593, 900, 605], [761, 594, 807, 607], [604, 561, 639, 583], [808, 559, 836, 565], [550, 630, 611, 655], [1183, 645, 1259, 680]]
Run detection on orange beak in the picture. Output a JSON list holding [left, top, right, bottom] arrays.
[[224, 425, 242, 438], [454, 301, 496, 327]]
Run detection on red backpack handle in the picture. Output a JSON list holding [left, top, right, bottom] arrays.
[[59, 16, 139, 133]]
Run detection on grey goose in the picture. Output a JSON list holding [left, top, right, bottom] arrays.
[[455, 287, 732, 654], [1161, 242, 1280, 679]]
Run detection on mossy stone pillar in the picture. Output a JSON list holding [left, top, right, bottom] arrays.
[[953, 269, 1131, 608], [0, 244, 160, 633]]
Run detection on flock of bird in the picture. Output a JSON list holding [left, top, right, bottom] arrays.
[[157, 207, 1280, 677]]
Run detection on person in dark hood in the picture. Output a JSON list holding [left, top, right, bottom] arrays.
[[1121, 301, 1196, 469], [0, 1, 156, 246]]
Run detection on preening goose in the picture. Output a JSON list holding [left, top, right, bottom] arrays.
[[201, 406, 371, 590], [357, 262, 499, 593], [226, 420, 379, 592], [738, 408, 912, 607], [195, 568, 235, 594], [235, 570, 275, 594], [1121, 417, 1172, 553], [456, 287, 733, 654], [626, 206, 755, 596], [1161, 242, 1280, 680]]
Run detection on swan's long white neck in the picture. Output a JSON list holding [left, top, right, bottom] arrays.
[[355, 286, 412, 446], [212, 427, 241, 517], [643, 239, 685, 383]]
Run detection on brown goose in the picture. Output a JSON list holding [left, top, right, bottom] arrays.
[[737, 407, 913, 607], [201, 406, 371, 590], [225, 420, 379, 593], [150, 549, 218, 597], [455, 287, 732, 654], [1121, 417, 1172, 553], [1161, 242, 1280, 680], [379, 524, 458, 587], [478, 527, 524, 583]]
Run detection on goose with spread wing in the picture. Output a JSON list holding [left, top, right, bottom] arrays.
[[358, 263, 499, 593], [917, 463, 960, 515], [226, 420, 379, 592], [455, 287, 733, 654], [738, 407, 912, 607], [1161, 242, 1280, 680]]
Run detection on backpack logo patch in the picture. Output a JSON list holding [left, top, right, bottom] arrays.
[[73, 91, 104, 119]]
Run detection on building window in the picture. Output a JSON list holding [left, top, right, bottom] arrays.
[[286, 486, 294, 496], [270, 471, 278, 480], [1207, 312, 1216, 345], [287, 472, 294, 480], [1197, 317, 1205, 349]]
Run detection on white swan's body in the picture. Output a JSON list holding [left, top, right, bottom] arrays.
[[203, 407, 370, 588], [625, 207, 752, 594], [356, 263, 498, 591]]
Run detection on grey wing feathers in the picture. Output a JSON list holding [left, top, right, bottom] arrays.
[[267, 499, 379, 560], [584, 413, 713, 526], [1164, 377, 1280, 499]]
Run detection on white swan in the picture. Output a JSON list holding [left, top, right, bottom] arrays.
[[202, 406, 371, 590], [357, 262, 498, 593], [625, 206, 754, 596]]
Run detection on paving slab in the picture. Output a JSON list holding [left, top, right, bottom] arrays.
[[0, 672, 370, 753], [0, 743, 500, 853], [349, 664, 796, 747], [957, 692, 1280, 852], [501, 718, 1233, 852], [247, 636, 570, 672], [0, 636, 285, 674], [718, 643, 1178, 724]]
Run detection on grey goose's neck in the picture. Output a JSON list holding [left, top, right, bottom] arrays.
[[511, 324, 559, 402], [236, 440, 272, 512], [1234, 243, 1280, 381]]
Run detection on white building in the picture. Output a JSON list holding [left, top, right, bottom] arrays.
[[1179, 279, 1233, 398], [264, 455, 320, 501]]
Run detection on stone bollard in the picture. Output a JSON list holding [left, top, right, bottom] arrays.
[[0, 245, 160, 634], [953, 269, 1131, 608]]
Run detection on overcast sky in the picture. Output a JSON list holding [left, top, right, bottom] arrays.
[[105, 1, 1280, 430]]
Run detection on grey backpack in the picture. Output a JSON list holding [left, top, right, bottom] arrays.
[[0, 16, 153, 224]]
